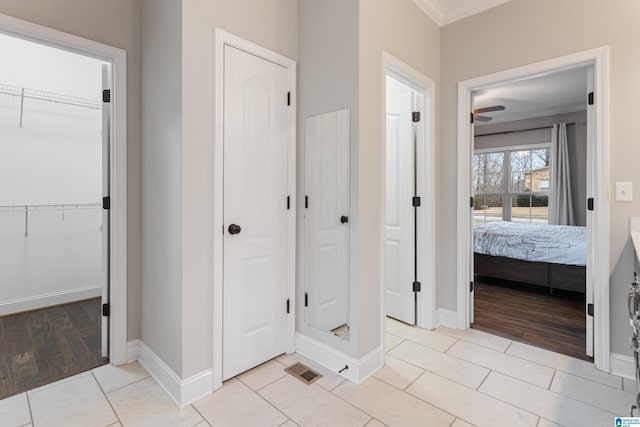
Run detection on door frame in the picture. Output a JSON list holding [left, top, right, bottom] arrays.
[[0, 13, 128, 365], [381, 52, 437, 336], [455, 47, 610, 372], [213, 29, 296, 390]]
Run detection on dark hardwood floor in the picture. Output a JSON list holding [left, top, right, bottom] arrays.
[[471, 275, 591, 361], [0, 298, 108, 399]]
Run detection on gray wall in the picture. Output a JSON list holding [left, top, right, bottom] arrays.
[[475, 110, 588, 226], [0, 0, 142, 341], [440, 0, 640, 357], [297, 0, 359, 357], [140, 0, 183, 375]]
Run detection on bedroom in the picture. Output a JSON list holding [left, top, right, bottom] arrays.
[[470, 66, 591, 360]]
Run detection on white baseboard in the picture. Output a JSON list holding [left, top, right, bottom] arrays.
[[611, 352, 636, 381], [0, 285, 102, 316], [136, 340, 213, 408], [437, 308, 458, 328], [295, 333, 383, 384]]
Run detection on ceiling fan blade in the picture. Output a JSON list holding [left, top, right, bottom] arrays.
[[474, 115, 493, 123], [474, 105, 505, 114]]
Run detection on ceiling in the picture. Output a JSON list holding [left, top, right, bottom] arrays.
[[473, 67, 589, 126], [413, 0, 512, 26]]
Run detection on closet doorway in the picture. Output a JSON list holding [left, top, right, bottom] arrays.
[[0, 32, 111, 398], [382, 53, 436, 333]]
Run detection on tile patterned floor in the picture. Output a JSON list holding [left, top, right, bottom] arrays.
[[0, 318, 633, 427]]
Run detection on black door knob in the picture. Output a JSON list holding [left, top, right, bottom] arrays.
[[228, 224, 242, 235], [340, 216, 349, 224]]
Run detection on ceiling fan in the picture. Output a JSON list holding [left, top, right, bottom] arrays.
[[474, 105, 505, 123]]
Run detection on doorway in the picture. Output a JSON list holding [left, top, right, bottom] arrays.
[[0, 32, 110, 398], [213, 30, 296, 387], [456, 48, 610, 371], [381, 53, 437, 341]]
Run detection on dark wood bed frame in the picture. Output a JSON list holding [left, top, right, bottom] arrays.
[[474, 253, 586, 294]]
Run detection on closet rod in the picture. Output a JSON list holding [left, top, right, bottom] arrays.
[[475, 122, 580, 138]]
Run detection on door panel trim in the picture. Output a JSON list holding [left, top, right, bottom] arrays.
[[213, 29, 296, 390]]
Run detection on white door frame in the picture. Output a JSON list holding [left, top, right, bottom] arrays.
[[455, 47, 610, 372], [0, 13, 128, 365], [381, 52, 437, 337], [213, 29, 296, 390]]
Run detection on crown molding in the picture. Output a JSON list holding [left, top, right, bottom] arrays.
[[414, 0, 513, 26]]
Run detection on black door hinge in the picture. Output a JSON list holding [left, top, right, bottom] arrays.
[[304, 292, 309, 307], [587, 198, 594, 211], [470, 197, 474, 208], [413, 281, 421, 292], [102, 196, 110, 210], [412, 196, 421, 207], [287, 91, 291, 106], [103, 89, 111, 103], [286, 298, 290, 314], [587, 303, 594, 317], [470, 281, 474, 292], [588, 92, 594, 106], [287, 196, 290, 210], [470, 112, 474, 124], [305, 196, 309, 209], [102, 303, 110, 316], [412, 111, 421, 123]]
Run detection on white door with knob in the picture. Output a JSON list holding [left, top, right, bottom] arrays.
[[222, 44, 290, 380]]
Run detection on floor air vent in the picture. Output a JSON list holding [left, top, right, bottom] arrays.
[[284, 362, 323, 385]]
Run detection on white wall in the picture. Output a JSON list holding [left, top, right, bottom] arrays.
[[140, 0, 183, 376], [440, 0, 640, 356], [358, 0, 440, 356], [475, 111, 588, 226], [297, 0, 359, 357], [0, 0, 142, 340]]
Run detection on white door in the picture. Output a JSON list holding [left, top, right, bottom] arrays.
[[304, 109, 349, 332], [223, 45, 290, 380], [101, 64, 111, 358], [585, 66, 595, 357], [385, 76, 415, 325]]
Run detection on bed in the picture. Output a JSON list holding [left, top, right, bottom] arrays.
[[473, 221, 586, 293]]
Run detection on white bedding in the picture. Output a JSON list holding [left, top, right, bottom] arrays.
[[473, 221, 586, 266]]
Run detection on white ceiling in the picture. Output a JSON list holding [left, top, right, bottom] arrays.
[[473, 67, 589, 125], [413, 0, 512, 26]]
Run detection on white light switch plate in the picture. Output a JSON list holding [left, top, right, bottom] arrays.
[[616, 182, 633, 202]]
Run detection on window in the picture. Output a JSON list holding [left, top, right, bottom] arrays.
[[473, 145, 550, 224]]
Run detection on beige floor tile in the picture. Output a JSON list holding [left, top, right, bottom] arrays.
[[435, 325, 511, 352], [385, 333, 404, 352], [238, 359, 288, 391], [550, 370, 634, 415], [386, 319, 457, 352], [406, 371, 538, 427], [279, 420, 300, 427], [451, 419, 475, 427], [623, 377, 638, 394], [365, 419, 387, 427], [0, 392, 31, 427], [506, 341, 622, 388], [479, 371, 616, 426], [277, 352, 346, 391], [390, 340, 489, 389], [334, 377, 454, 427], [373, 355, 424, 390], [106, 423, 123, 427], [193, 378, 286, 427], [29, 372, 117, 427], [92, 361, 150, 393], [447, 340, 554, 389], [260, 375, 371, 427], [536, 419, 562, 427], [108, 377, 203, 427]]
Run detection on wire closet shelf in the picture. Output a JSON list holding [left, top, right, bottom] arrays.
[[0, 83, 102, 110]]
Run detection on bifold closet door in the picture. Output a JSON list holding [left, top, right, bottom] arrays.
[[304, 109, 349, 332]]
